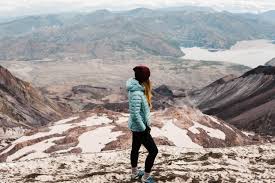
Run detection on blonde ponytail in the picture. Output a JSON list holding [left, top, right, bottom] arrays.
[[142, 79, 153, 110]]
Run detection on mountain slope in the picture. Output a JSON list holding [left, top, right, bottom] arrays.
[[0, 143, 274, 182], [266, 58, 275, 66], [0, 9, 275, 60], [0, 106, 254, 162], [183, 66, 275, 135], [260, 10, 275, 24], [0, 65, 69, 139]]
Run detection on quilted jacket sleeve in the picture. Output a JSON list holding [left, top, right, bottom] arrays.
[[131, 93, 146, 131]]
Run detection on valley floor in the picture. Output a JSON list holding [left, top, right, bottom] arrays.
[[0, 144, 274, 183]]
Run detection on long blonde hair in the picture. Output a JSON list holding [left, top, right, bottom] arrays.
[[141, 79, 153, 110]]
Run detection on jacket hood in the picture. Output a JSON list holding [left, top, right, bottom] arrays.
[[126, 77, 144, 92]]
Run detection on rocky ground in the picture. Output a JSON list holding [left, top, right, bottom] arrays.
[[0, 143, 274, 183]]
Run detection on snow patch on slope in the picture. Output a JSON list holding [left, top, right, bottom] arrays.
[[1, 115, 110, 155], [1, 117, 74, 155], [151, 120, 203, 148], [242, 131, 255, 136], [77, 126, 123, 153], [188, 121, 226, 140], [207, 115, 220, 125], [16, 116, 80, 144], [54, 116, 79, 125], [7, 137, 63, 162], [116, 116, 128, 124], [224, 124, 235, 132], [77, 115, 112, 126]]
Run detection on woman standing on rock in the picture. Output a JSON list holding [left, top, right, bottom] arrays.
[[126, 65, 158, 183]]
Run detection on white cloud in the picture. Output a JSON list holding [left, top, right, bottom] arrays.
[[1, 0, 275, 17]]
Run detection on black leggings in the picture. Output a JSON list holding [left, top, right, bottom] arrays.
[[130, 130, 158, 173]]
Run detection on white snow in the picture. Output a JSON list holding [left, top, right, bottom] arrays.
[[207, 115, 221, 125], [151, 119, 203, 148], [224, 124, 235, 132], [120, 113, 130, 117], [15, 116, 80, 144], [1, 125, 71, 155], [48, 123, 74, 135], [0, 127, 25, 139], [11, 121, 73, 145], [242, 131, 255, 136], [116, 116, 129, 124], [77, 115, 112, 126], [0, 115, 111, 155], [188, 121, 226, 140], [35, 175, 54, 182], [7, 137, 63, 162], [54, 116, 79, 125], [150, 127, 164, 137], [76, 126, 123, 153]]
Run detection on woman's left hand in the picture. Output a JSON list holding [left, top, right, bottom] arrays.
[[145, 125, 151, 134]]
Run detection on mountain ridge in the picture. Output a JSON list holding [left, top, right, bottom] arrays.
[[0, 65, 70, 139], [0, 10, 274, 60], [265, 58, 275, 66], [182, 65, 275, 136]]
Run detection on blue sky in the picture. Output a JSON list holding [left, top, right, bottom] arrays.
[[1, 0, 275, 17]]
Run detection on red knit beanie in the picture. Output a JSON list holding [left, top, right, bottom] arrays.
[[133, 65, 150, 83]]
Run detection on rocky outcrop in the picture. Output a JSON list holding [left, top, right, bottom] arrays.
[[154, 85, 174, 97], [0, 143, 274, 182], [46, 85, 127, 112], [71, 85, 112, 97], [51, 84, 174, 112], [182, 66, 275, 136], [0, 65, 69, 139], [0, 106, 257, 162]]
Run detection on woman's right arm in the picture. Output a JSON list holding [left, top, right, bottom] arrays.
[[131, 93, 146, 131]]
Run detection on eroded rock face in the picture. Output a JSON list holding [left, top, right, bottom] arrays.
[[0, 66, 70, 139], [0, 143, 274, 183], [0, 106, 256, 162], [182, 66, 275, 136]]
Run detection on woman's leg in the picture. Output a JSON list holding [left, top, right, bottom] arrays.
[[131, 132, 142, 168], [142, 132, 158, 173]]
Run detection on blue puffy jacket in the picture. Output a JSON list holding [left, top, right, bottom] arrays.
[[126, 77, 151, 132]]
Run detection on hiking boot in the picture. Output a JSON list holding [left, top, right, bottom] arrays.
[[141, 175, 155, 183], [131, 169, 144, 180]]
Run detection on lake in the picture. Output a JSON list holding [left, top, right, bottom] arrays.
[[181, 39, 275, 68]]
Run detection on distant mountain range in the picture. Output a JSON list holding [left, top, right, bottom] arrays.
[[259, 10, 275, 24], [0, 8, 274, 60]]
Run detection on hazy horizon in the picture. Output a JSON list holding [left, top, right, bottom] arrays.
[[1, 0, 275, 18]]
